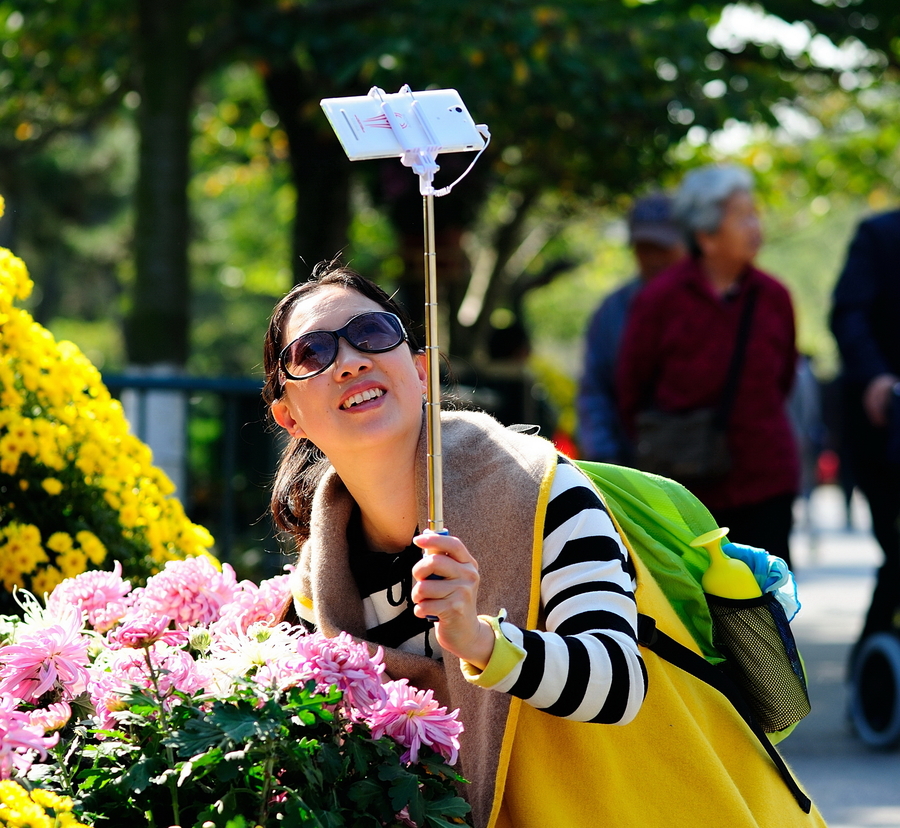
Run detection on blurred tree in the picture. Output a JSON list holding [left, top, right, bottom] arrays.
[[0, 1, 134, 333], [1, 0, 898, 373], [240, 0, 900, 363]]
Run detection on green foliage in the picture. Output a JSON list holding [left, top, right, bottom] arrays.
[[47, 680, 469, 828], [5, 0, 900, 444], [0, 0, 133, 149]]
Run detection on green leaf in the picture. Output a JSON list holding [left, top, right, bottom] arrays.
[[316, 740, 344, 782], [377, 764, 422, 817], [424, 794, 472, 822], [118, 754, 160, 794], [294, 708, 317, 726], [422, 814, 470, 828], [282, 796, 324, 826], [347, 778, 386, 812], [210, 701, 279, 744], [344, 736, 375, 776], [68, 690, 95, 723], [417, 752, 470, 784], [176, 757, 197, 788], [165, 717, 223, 757], [184, 745, 226, 777], [74, 769, 117, 791], [215, 757, 241, 783]]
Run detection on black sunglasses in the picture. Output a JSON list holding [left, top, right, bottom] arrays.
[[279, 311, 408, 381]]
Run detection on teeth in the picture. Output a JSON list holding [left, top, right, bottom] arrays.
[[341, 388, 384, 409]]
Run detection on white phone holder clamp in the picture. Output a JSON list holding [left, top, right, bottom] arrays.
[[369, 85, 490, 197]]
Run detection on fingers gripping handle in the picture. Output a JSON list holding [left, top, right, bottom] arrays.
[[422, 527, 448, 622]]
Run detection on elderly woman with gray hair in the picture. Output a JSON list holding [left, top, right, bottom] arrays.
[[616, 164, 799, 566]]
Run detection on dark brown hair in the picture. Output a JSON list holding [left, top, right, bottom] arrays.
[[263, 260, 419, 544]]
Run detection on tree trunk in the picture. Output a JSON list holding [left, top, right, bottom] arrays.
[[126, 0, 193, 366], [262, 64, 351, 281]]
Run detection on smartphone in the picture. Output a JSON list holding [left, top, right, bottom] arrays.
[[320, 88, 485, 162]]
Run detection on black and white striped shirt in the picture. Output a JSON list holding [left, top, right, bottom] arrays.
[[348, 456, 647, 724]]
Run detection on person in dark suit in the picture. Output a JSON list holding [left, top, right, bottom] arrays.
[[831, 209, 900, 649]]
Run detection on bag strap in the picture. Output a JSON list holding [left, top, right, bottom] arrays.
[[714, 284, 760, 428], [637, 613, 812, 814]]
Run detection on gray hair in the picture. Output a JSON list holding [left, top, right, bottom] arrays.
[[672, 164, 755, 251]]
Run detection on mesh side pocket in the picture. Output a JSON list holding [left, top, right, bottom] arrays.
[[706, 592, 810, 733]]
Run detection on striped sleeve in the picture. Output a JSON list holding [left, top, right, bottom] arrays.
[[466, 456, 647, 724]]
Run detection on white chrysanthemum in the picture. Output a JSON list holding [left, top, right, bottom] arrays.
[[7, 587, 82, 634], [203, 621, 303, 693]]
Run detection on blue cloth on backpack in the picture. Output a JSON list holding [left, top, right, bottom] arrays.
[[722, 542, 801, 621]]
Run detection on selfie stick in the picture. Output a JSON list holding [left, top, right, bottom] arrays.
[[369, 86, 489, 531], [328, 85, 490, 531]]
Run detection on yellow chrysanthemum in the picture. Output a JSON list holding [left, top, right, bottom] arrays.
[[46, 532, 73, 554], [75, 531, 107, 566], [57, 548, 88, 579], [0, 554, 20, 591], [1, 220, 216, 588], [0, 780, 91, 828], [30, 565, 63, 598], [40, 478, 63, 496]]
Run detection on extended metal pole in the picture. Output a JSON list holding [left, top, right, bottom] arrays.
[[423, 192, 444, 532]]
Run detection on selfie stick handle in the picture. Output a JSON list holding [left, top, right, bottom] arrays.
[[422, 191, 444, 532]]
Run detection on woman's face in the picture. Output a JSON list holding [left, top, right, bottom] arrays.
[[698, 190, 762, 268], [270, 286, 427, 461]]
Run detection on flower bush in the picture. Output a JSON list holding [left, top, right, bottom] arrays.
[[0, 194, 214, 603], [0, 561, 469, 828], [0, 781, 90, 828]]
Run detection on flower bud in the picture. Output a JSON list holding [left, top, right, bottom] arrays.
[[188, 627, 212, 654]]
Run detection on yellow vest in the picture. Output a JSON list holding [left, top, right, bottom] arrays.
[[491, 523, 827, 828]]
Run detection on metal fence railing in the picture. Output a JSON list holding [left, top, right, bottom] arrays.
[[102, 374, 281, 567]]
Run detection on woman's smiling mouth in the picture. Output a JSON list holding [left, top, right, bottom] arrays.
[[341, 388, 385, 409]]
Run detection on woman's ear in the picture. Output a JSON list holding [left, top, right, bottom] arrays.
[[414, 351, 428, 389], [271, 399, 307, 440]]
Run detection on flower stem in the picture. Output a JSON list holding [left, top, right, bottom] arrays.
[[52, 742, 75, 797], [167, 745, 181, 826], [140, 645, 180, 824], [257, 750, 276, 826]]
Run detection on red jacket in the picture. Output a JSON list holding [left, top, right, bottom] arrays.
[[616, 257, 799, 510]]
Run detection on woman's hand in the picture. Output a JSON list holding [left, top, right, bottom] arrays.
[[411, 531, 495, 670]]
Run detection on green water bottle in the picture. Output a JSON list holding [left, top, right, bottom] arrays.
[[691, 527, 762, 599]]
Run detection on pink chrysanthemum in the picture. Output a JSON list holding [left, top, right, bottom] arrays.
[[367, 679, 463, 765], [128, 557, 239, 628], [0, 613, 90, 703], [89, 644, 207, 731], [0, 697, 59, 779], [291, 632, 387, 717], [209, 573, 291, 637], [45, 561, 132, 632], [28, 701, 72, 734], [106, 615, 188, 650]]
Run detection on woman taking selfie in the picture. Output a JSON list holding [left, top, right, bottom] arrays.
[[263, 261, 823, 828]]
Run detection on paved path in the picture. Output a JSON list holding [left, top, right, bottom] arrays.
[[780, 486, 900, 828]]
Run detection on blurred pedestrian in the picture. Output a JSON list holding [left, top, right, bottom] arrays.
[[789, 354, 825, 547], [830, 208, 900, 648], [617, 164, 799, 566], [577, 193, 686, 462]]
